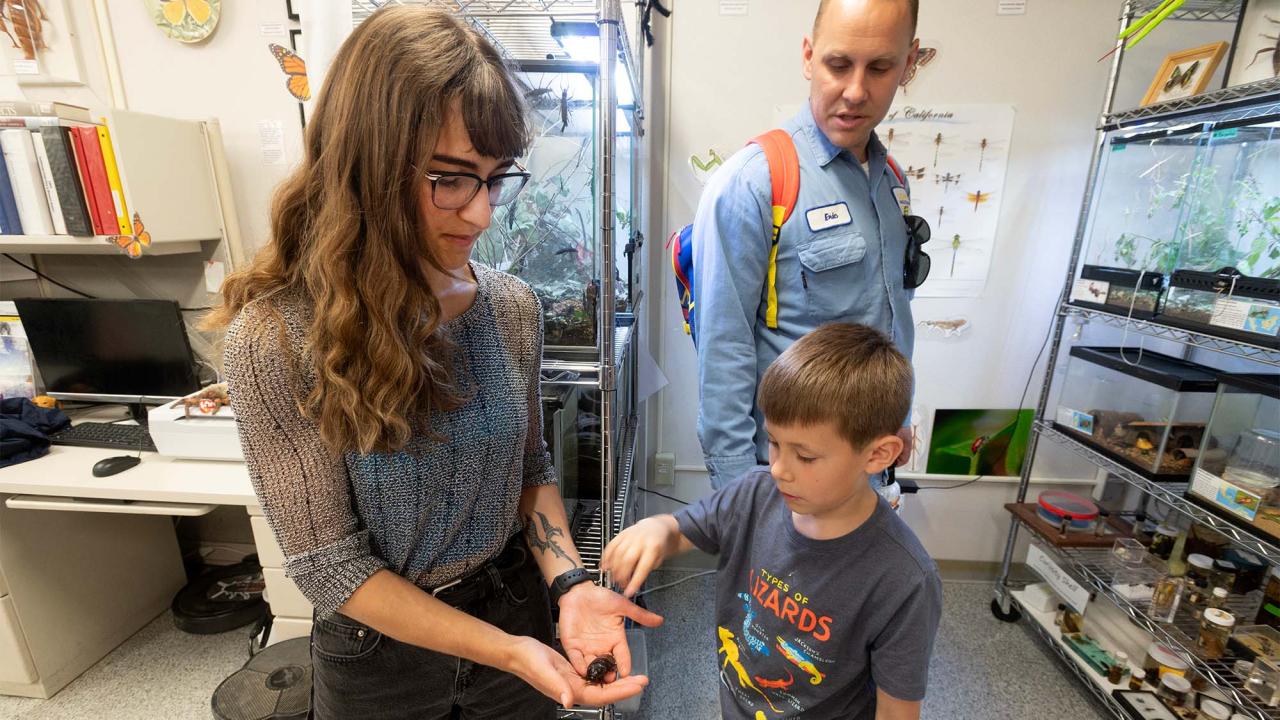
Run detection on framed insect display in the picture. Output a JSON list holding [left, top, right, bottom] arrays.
[[0, 0, 85, 86], [1225, 0, 1280, 88], [1141, 41, 1229, 106]]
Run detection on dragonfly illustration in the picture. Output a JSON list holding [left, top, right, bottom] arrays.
[[935, 172, 962, 192], [966, 190, 993, 211]]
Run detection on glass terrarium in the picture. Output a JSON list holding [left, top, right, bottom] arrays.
[[1068, 264, 1165, 319], [1076, 122, 1210, 288], [1161, 269, 1280, 349], [1054, 346, 1219, 481], [473, 66, 599, 352], [1187, 374, 1280, 542], [1174, 116, 1280, 280], [472, 55, 637, 356]]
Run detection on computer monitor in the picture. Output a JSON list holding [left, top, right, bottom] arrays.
[[14, 298, 200, 406]]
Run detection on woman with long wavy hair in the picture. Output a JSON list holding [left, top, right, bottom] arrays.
[[206, 6, 660, 717]]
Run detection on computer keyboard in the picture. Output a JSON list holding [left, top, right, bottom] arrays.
[[51, 422, 157, 453]]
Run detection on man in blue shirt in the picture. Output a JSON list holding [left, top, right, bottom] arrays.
[[694, 0, 921, 489]]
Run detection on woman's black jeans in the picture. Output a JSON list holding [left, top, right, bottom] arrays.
[[309, 545, 556, 719]]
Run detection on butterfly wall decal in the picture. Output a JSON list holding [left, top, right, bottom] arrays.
[[269, 43, 311, 102], [900, 47, 937, 89], [107, 212, 152, 259]]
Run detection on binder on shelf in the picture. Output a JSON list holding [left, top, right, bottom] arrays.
[[29, 131, 66, 235], [0, 128, 53, 235], [96, 123, 130, 235], [72, 126, 115, 235], [0, 149, 21, 235], [38, 127, 93, 237]]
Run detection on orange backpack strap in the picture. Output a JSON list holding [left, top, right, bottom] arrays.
[[886, 154, 906, 186], [748, 129, 800, 330]]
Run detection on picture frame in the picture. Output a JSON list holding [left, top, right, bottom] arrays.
[[1141, 41, 1230, 106], [289, 28, 308, 129], [0, 0, 86, 87], [1224, 0, 1280, 88]]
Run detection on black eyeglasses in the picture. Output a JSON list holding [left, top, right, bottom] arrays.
[[903, 214, 931, 290], [423, 166, 531, 210]]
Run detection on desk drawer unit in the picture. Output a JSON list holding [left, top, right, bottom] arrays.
[[0, 597, 35, 685], [262, 567, 312, 618]]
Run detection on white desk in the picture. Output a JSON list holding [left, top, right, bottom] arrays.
[[0, 445, 264, 699], [0, 444, 256, 506]]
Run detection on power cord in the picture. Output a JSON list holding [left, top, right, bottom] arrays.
[[4, 253, 94, 298], [636, 485, 690, 505], [633, 569, 714, 598], [2, 253, 213, 312]]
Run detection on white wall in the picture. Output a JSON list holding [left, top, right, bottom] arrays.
[[642, 0, 1241, 564]]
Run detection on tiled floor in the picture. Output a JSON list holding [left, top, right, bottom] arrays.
[[0, 576, 1107, 719]]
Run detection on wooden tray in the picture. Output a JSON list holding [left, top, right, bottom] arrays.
[[1005, 502, 1139, 548]]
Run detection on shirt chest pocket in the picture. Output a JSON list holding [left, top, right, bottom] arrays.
[[797, 230, 870, 319]]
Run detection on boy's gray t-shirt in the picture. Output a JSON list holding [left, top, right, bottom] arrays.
[[674, 468, 942, 719]]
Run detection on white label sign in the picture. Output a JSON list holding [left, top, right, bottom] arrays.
[[998, 0, 1027, 14], [1211, 297, 1251, 330], [1027, 543, 1090, 613], [259, 22, 287, 37], [12, 59, 37, 75], [1069, 278, 1110, 305], [257, 120, 286, 166], [719, 0, 748, 15]]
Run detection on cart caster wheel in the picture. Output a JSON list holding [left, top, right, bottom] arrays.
[[991, 597, 1021, 623]]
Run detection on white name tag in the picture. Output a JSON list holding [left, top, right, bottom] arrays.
[[806, 202, 852, 232]]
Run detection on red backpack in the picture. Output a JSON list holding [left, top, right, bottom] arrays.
[[667, 130, 905, 346]]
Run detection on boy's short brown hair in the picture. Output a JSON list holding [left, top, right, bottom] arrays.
[[758, 323, 913, 450]]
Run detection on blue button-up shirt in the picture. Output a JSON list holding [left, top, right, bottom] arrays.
[[692, 104, 916, 489]]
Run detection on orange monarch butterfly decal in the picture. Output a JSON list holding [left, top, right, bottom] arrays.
[[108, 212, 152, 259], [268, 43, 310, 102]]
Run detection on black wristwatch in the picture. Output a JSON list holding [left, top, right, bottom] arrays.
[[549, 567, 593, 606]]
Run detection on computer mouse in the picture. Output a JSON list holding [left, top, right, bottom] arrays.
[[92, 455, 141, 478]]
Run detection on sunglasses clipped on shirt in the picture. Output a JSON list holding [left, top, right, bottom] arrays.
[[423, 164, 531, 210], [903, 214, 931, 290]]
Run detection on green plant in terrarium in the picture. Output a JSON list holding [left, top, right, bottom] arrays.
[[1113, 163, 1280, 277], [471, 116, 634, 347]]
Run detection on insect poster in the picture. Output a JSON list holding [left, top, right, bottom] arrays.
[[880, 103, 1015, 297], [926, 408, 1033, 477]]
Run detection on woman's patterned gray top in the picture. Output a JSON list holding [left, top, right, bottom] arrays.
[[224, 264, 556, 618]]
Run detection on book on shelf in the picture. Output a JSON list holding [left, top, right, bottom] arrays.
[[95, 123, 129, 235], [37, 127, 93, 237], [0, 149, 22, 235], [0, 128, 54, 235], [29, 131, 67, 235], [72, 125, 115, 235], [0, 101, 91, 123]]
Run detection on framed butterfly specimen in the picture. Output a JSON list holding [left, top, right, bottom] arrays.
[[900, 46, 937, 90], [107, 212, 152, 259], [1141, 41, 1228, 106]]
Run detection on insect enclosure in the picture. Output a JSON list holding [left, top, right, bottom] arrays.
[[1079, 109, 1280, 287], [471, 56, 640, 357]]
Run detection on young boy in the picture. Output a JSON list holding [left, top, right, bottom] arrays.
[[602, 323, 941, 719]]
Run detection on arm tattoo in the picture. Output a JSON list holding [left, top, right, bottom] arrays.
[[524, 510, 575, 565]]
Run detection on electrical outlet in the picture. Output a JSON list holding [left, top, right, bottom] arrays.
[[654, 452, 675, 487]]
